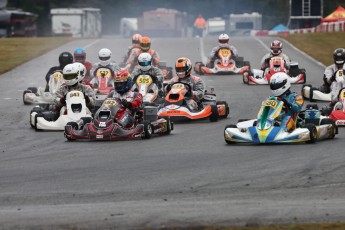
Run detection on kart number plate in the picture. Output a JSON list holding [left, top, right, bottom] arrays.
[[172, 84, 184, 89], [103, 99, 118, 107], [264, 100, 278, 108], [219, 49, 230, 56], [137, 75, 152, 85], [97, 68, 112, 78]]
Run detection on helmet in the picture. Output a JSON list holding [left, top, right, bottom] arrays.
[[132, 33, 142, 45], [138, 53, 152, 71], [59, 52, 73, 68], [62, 63, 83, 86], [114, 70, 132, 94], [98, 48, 112, 66], [270, 40, 283, 56], [333, 48, 345, 67], [218, 33, 229, 47], [74, 48, 86, 63], [175, 57, 192, 78], [73, 62, 86, 83], [270, 72, 291, 97], [140, 36, 151, 52]]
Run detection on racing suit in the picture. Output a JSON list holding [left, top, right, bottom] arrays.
[[54, 82, 96, 112], [276, 90, 304, 132], [122, 45, 140, 66], [130, 66, 164, 89], [126, 49, 160, 72], [206, 44, 239, 68], [319, 64, 343, 93], [260, 53, 290, 71], [167, 75, 206, 111], [107, 90, 143, 128], [90, 62, 120, 88]]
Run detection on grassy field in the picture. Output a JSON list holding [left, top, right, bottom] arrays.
[[1, 34, 345, 229], [0, 37, 71, 74], [283, 32, 345, 66]]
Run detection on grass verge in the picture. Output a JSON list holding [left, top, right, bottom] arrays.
[[0, 37, 72, 74]]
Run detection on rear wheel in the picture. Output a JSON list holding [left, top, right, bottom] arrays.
[[224, 124, 237, 144], [320, 118, 338, 137], [27, 87, 38, 94], [66, 121, 79, 130], [216, 101, 229, 118], [304, 123, 317, 143], [165, 118, 172, 135], [209, 105, 219, 122]]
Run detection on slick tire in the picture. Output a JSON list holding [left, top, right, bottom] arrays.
[[142, 121, 152, 139], [209, 105, 219, 122], [304, 123, 317, 144], [27, 87, 38, 94], [165, 117, 173, 135], [320, 118, 338, 136]]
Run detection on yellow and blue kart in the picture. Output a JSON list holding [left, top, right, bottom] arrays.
[[224, 97, 337, 144]]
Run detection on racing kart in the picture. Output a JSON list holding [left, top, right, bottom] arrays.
[[243, 57, 306, 85], [301, 69, 344, 102], [23, 71, 64, 105], [321, 88, 345, 126], [91, 67, 114, 111], [64, 98, 173, 141], [157, 82, 229, 121], [30, 90, 92, 131], [194, 48, 250, 75], [131, 74, 164, 105], [224, 97, 337, 144]]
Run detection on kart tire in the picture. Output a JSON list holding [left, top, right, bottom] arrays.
[[31, 106, 43, 114], [320, 118, 338, 136], [224, 124, 237, 144], [242, 71, 250, 84], [165, 117, 172, 135], [304, 123, 317, 144], [142, 121, 152, 139], [216, 101, 229, 118], [243, 61, 251, 69], [209, 105, 219, 122], [300, 69, 306, 83], [23, 90, 32, 105], [27, 87, 38, 94], [66, 121, 78, 130], [305, 104, 319, 110], [321, 106, 332, 116], [34, 113, 44, 131], [81, 117, 92, 125]]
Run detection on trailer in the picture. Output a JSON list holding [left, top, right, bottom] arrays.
[[51, 8, 101, 38]]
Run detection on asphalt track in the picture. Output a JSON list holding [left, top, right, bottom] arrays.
[[0, 36, 345, 229]]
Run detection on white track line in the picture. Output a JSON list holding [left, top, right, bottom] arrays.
[[83, 39, 100, 49]]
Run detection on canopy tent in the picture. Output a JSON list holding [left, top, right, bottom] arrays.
[[322, 6, 345, 23], [270, 23, 289, 31]]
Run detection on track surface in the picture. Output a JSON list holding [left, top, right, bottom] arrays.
[[1, 36, 345, 229]]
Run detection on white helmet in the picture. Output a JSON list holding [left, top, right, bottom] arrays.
[[98, 48, 111, 66], [218, 33, 229, 47], [138, 52, 152, 71], [269, 72, 291, 97], [74, 62, 86, 83], [63, 63, 83, 86]]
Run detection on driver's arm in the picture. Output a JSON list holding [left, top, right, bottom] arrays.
[[130, 92, 143, 109], [192, 76, 206, 101], [83, 85, 96, 107], [289, 94, 303, 113]]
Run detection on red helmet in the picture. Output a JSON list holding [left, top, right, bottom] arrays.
[[270, 40, 282, 56], [132, 33, 142, 45]]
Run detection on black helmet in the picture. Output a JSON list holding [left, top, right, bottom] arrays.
[[333, 48, 345, 67], [59, 52, 73, 68]]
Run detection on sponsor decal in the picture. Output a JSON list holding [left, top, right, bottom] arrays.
[[96, 135, 103, 139], [336, 120, 345, 125], [99, 122, 106, 127], [167, 110, 180, 114]]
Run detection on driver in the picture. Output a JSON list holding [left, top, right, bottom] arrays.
[[130, 53, 164, 90], [167, 57, 206, 111], [73, 48, 93, 83], [319, 48, 345, 93], [269, 72, 304, 132], [260, 40, 290, 71], [54, 63, 95, 112], [206, 33, 239, 68], [91, 48, 120, 81], [121, 33, 142, 66], [107, 70, 143, 128], [45, 51, 73, 92]]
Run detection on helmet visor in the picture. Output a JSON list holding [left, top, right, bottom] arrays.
[[176, 66, 188, 73], [63, 73, 78, 80], [99, 56, 110, 61], [219, 39, 228, 44], [270, 79, 287, 90], [139, 60, 151, 67], [140, 43, 150, 50], [115, 82, 126, 89], [271, 48, 281, 55], [74, 56, 85, 62]]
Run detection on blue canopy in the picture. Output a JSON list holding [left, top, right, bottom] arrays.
[[271, 24, 289, 31]]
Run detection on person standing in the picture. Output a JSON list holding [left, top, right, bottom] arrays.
[[193, 14, 206, 37]]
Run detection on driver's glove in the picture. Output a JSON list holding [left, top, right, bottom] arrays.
[[121, 99, 132, 109], [60, 96, 66, 105]]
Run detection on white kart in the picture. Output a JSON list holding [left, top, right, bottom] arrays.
[[23, 71, 64, 105], [30, 90, 92, 131]]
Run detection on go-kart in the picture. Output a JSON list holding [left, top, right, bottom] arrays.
[[23, 71, 64, 105], [91, 67, 114, 111], [64, 98, 173, 141], [131, 74, 164, 105], [321, 88, 345, 126], [301, 69, 344, 102], [157, 82, 229, 121], [243, 57, 306, 85], [30, 90, 92, 131], [224, 97, 337, 144], [194, 48, 250, 75]]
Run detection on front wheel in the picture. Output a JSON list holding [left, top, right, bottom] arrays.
[[304, 123, 317, 143], [209, 105, 219, 122], [142, 121, 152, 139]]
